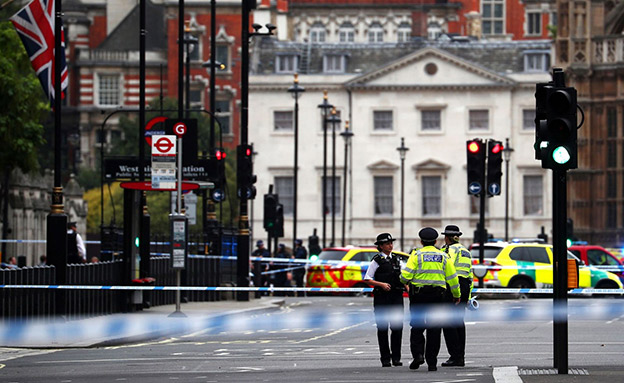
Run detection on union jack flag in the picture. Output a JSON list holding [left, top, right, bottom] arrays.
[[10, 0, 68, 106]]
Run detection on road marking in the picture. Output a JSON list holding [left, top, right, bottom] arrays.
[[493, 366, 523, 383], [294, 322, 367, 344]]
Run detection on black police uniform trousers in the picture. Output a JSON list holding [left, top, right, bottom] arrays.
[[373, 288, 404, 364], [442, 277, 472, 360], [409, 286, 446, 366]]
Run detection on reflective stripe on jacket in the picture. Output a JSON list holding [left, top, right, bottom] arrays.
[[400, 245, 461, 298]]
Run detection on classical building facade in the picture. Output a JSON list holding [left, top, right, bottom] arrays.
[[248, 37, 552, 249], [555, 0, 624, 247]]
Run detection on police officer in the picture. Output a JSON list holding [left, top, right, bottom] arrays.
[[363, 233, 406, 367], [440, 225, 473, 367], [400, 227, 460, 372]]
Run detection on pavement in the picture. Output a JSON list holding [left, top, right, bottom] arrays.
[[0, 296, 286, 348]]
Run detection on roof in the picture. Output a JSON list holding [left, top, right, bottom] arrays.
[[97, 0, 167, 51]]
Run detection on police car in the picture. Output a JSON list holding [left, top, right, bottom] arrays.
[[471, 242, 623, 290], [305, 246, 409, 293]]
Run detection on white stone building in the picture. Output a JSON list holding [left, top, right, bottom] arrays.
[[249, 38, 553, 250]]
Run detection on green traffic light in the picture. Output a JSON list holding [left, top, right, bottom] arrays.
[[135, 236, 140, 248], [566, 238, 572, 248], [552, 146, 571, 164], [309, 254, 319, 261]]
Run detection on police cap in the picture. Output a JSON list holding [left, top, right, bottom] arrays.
[[441, 225, 462, 236], [374, 233, 396, 245], [256, 240, 264, 247], [419, 227, 439, 241]]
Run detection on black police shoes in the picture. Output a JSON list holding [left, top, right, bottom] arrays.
[[441, 358, 465, 367], [382, 361, 392, 367], [409, 355, 424, 370], [392, 360, 403, 367]]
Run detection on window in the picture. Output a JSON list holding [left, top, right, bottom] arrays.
[[275, 176, 294, 215], [421, 110, 441, 131], [587, 250, 619, 266], [428, 21, 443, 40], [310, 22, 326, 43], [469, 110, 489, 131], [422, 176, 441, 216], [323, 176, 341, 215], [397, 22, 411, 42], [339, 22, 355, 43], [185, 34, 200, 61], [607, 172, 617, 198], [524, 52, 550, 72], [368, 22, 384, 43], [351, 252, 374, 262], [274, 111, 293, 131], [374, 176, 393, 216], [323, 54, 346, 73], [607, 142, 617, 168], [523, 175, 543, 215], [482, 0, 504, 35], [276, 54, 298, 73], [98, 74, 120, 106], [189, 89, 202, 107], [509, 247, 550, 264], [607, 107, 617, 137], [215, 99, 231, 134], [523, 109, 535, 130], [607, 201, 617, 227], [527, 12, 542, 35], [215, 44, 230, 70], [373, 111, 393, 131]]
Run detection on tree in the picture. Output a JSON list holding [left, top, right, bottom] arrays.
[[0, 18, 49, 260]]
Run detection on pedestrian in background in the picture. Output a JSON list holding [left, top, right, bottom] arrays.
[[292, 239, 308, 296], [273, 243, 291, 296], [401, 227, 460, 372], [252, 240, 270, 291], [67, 222, 86, 264], [440, 225, 473, 367], [364, 232, 406, 367]]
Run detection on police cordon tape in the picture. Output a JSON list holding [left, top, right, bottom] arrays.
[[1, 300, 624, 347], [0, 284, 623, 295]]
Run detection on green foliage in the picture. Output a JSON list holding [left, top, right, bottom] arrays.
[[76, 166, 102, 191], [0, 21, 49, 177]]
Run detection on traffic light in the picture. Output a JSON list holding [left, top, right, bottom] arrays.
[[308, 230, 321, 261], [263, 193, 278, 232], [542, 86, 578, 170], [466, 139, 486, 195], [566, 218, 575, 247], [211, 147, 227, 202], [534, 82, 551, 160], [486, 140, 503, 197], [237, 144, 257, 199]]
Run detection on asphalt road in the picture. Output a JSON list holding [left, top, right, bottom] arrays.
[[1, 297, 623, 383]]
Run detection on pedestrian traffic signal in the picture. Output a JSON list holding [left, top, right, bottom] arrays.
[[212, 147, 227, 202], [466, 139, 486, 195], [275, 203, 284, 238], [237, 144, 257, 199], [486, 140, 503, 197]]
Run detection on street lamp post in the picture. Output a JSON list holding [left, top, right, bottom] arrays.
[[317, 92, 333, 248], [502, 138, 514, 242], [396, 137, 409, 251], [327, 107, 341, 247], [340, 121, 353, 246], [288, 74, 305, 249]]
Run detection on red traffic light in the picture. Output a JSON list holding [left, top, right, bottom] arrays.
[[468, 141, 481, 153], [215, 149, 226, 161], [491, 143, 504, 154], [245, 147, 252, 157]]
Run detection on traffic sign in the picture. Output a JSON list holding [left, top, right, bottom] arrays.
[[144, 116, 167, 146], [469, 182, 482, 195], [120, 181, 200, 191], [173, 122, 187, 137], [488, 183, 501, 196], [152, 135, 176, 156], [211, 189, 224, 202]]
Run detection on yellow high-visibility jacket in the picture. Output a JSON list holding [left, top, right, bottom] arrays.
[[400, 245, 460, 298]]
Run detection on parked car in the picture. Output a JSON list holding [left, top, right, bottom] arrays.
[[470, 242, 623, 290], [305, 246, 409, 292], [568, 244, 624, 282]]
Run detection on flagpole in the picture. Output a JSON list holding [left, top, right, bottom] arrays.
[[47, 0, 68, 317]]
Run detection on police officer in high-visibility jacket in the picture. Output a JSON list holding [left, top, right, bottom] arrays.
[[440, 225, 473, 367], [400, 227, 460, 372], [364, 233, 406, 367]]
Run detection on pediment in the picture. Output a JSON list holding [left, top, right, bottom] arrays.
[[412, 159, 450, 171], [367, 160, 399, 171], [346, 47, 515, 89]]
